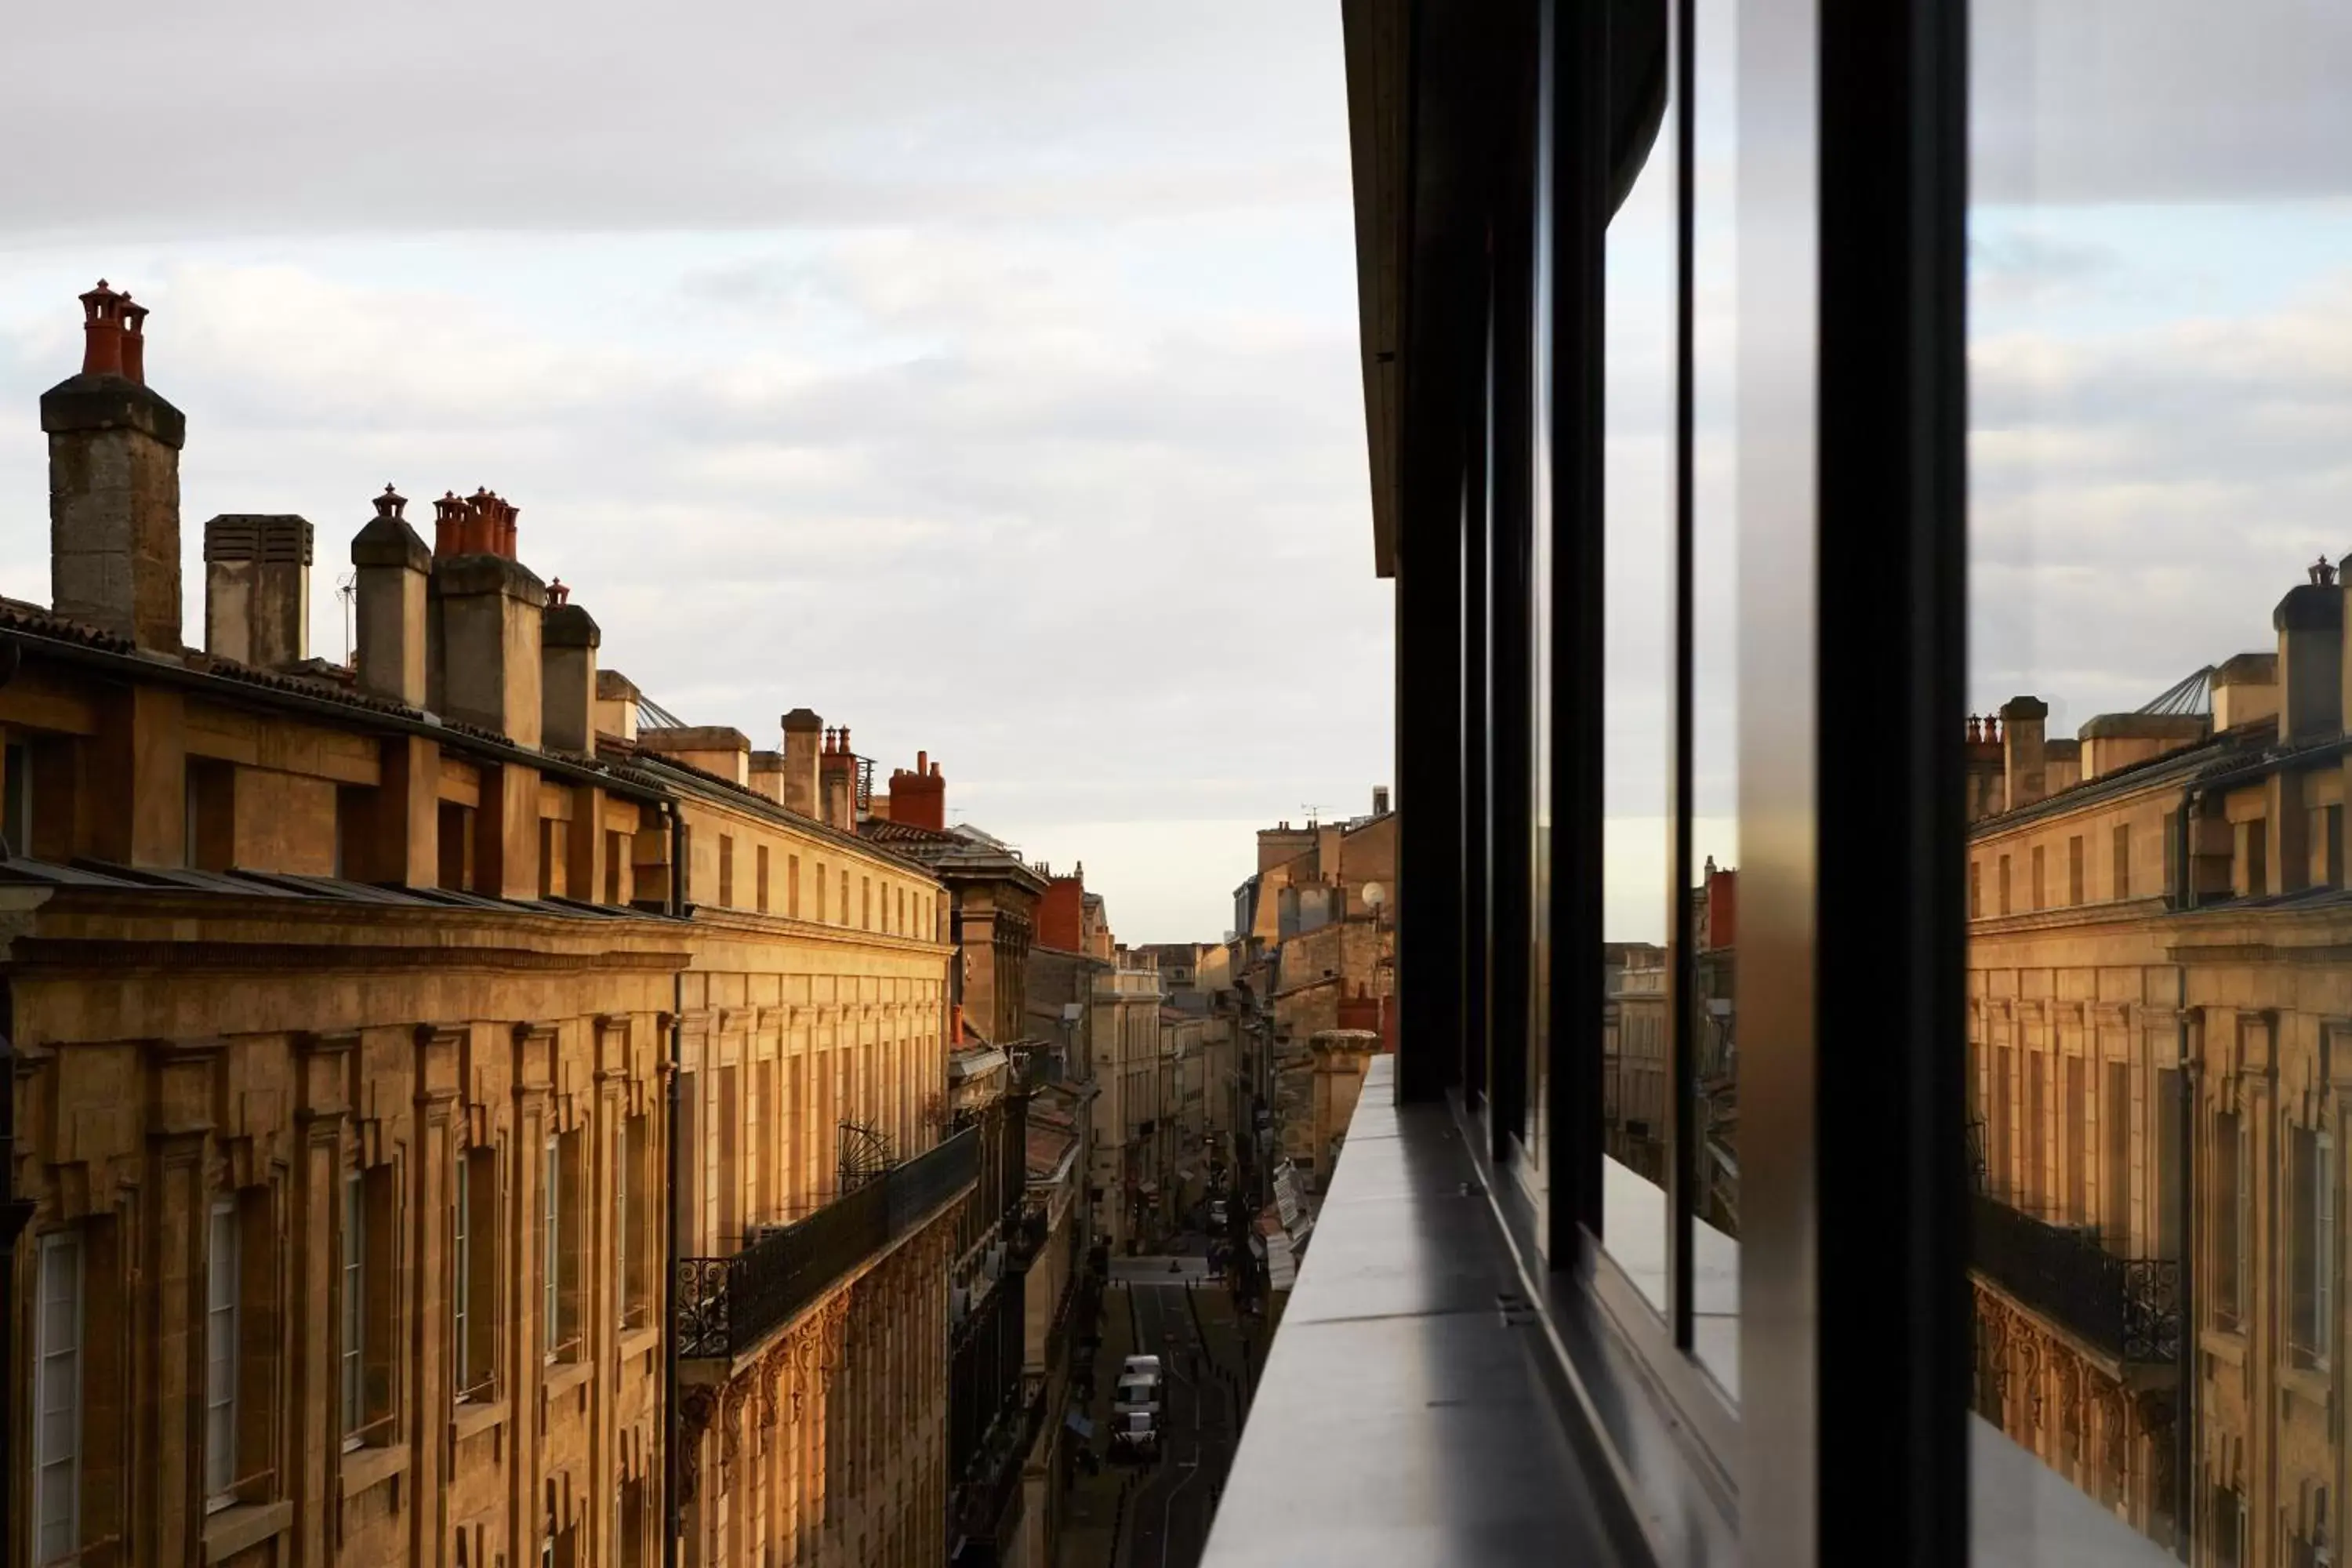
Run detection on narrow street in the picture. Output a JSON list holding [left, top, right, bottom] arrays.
[[1120, 1277, 1242, 1568]]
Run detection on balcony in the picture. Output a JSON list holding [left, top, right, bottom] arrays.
[[1969, 1191, 2181, 1366], [675, 1125, 978, 1360]]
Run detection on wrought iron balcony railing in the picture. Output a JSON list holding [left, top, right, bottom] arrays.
[[676, 1125, 978, 1359], [1969, 1189, 2181, 1365]]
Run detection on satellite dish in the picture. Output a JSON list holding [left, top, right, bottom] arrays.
[[1362, 883, 1386, 909]]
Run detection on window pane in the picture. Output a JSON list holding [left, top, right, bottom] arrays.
[[1966, 3, 2350, 1557], [1688, 0, 1739, 1399], [1599, 0, 1678, 1316]]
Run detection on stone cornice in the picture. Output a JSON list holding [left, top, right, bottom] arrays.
[[10, 937, 690, 976]]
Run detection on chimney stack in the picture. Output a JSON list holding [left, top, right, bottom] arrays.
[[779, 709, 822, 818], [44, 281, 186, 652], [203, 514, 314, 668], [1373, 785, 1391, 815], [431, 488, 545, 745], [352, 487, 432, 706], [818, 725, 858, 829], [2274, 557, 2343, 742], [541, 581, 601, 753], [888, 750, 947, 833], [2000, 695, 2049, 811], [595, 670, 641, 742]]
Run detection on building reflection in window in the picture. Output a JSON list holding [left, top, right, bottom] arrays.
[[1966, 2, 2352, 1559]]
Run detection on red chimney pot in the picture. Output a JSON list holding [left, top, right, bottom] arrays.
[[78, 280, 125, 379]]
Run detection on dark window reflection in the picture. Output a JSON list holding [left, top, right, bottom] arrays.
[[1599, 0, 1678, 1316], [1967, 3, 2352, 1560]]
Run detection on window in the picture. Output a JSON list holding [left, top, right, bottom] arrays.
[[456, 1145, 495, 1400], [538, 817, 563, 898], [1969, 859, 1981, 919], [545, 1130, 580, 1360], [342, 1171, 365, 1441], [2330, 805, 2346, 890], [862, 875, 871, 930], [1998, 854, 2012, 916], [34, 1229, 82, 1562], [817, 862, 827, 922], [2215, 1485, 2246, 1568], [606, 829, 626, 903], [620, 1113, 652, 1328], [2292, 1124, 2334, 1367], [438, 801, 474, 891], [187, 758, 235, 872], [205, 1198, 240, 1506], [2162, 810, 2181, 902], [2066, 835, 2083, 906], [789, 854, 801, 918], [2030, 845, 2045, 911], [2216, 1109, 2245, 1329], [3, 738, 30, 855], [757, 844, 770, 913], [840, 870, 849, 925], [2112, 823, 2130, 902], [718, 834, 735, 907], [544, 1133, 562, 1357]]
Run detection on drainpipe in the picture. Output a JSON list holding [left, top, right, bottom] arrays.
[[2175, 1030, 2196, 1563], [1, 979, 27, 1555], [662, 800, 685, 1568]]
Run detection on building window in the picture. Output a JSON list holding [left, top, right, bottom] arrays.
[[620, 1113, 652, 1328], [605, 830, 626, 904], [2215, 1484, 2246, 1568], [34, 1229, 83, 1562], [439, 801, 474, 891], [456, 1146, 495, 1401], [2329, 804, 2347, 889], [2030, 845, 2045, 911], [862, 875, 871, 930], [2111, 823, 2129, 901], [817, 862, 827, 922], [757, 844, 771, 913], [2216, 1109, 2246, 1330], [789, 854, 801, 918], [545, 1131, 581, 1360], [840, 871, 849, 925], [1968, 859, 1980, 920], [2066, 835, 2083, 906], [205, 1198, 240, 1507], [1998, 855, 2012, 916], [717, 834, 735, 907], [2292, 1123, 2334, 1368], [544, 1134, 561, 1356], [3, 739, 31, 855], [342, 1171, 365, 1441]]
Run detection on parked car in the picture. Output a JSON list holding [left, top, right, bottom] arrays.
[[1114, 1374, 1162, 1414], [1123, 1354, 1163, 1381], [1111, 1408, 1161, 1461]]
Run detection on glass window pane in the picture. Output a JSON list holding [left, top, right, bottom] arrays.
[[1966, 4, 2350, 1558], [1687, 0, 1739, 1400], [1601, 0, 1678, 1316]]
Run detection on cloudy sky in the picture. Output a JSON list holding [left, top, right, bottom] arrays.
[[0, 2, 1388, 944]]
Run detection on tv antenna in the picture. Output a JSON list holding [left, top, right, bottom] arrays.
[[336, 572, 358, 665]]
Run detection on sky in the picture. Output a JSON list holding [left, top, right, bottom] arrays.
[[0, 2, 1390, 946]]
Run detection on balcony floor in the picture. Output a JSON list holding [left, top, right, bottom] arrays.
[[1200, 1056, 1631, 1566]]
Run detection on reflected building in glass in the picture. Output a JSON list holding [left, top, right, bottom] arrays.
[[1967, 560, 2352, 1563]]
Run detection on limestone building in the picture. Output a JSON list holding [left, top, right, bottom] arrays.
[[3, 285, 964, 1568], [1965, 557, 2352, 1564]]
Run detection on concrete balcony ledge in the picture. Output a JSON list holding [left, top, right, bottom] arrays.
[[1200, 1054, 1629, 1566]]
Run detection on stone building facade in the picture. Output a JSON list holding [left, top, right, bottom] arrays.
[[1965, 560, 2352, 1565], [4, 285, 964, 1568]]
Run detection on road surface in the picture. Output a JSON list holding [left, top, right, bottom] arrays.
[[1120, 1277, 1241, 1568]]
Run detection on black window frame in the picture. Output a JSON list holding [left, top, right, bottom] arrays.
[[1376, 0, 1969, 1557]]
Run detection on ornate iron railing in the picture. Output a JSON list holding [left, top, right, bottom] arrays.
[[677, 1126, 978, 1359], [1970, 1191, 2181, 1364]]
